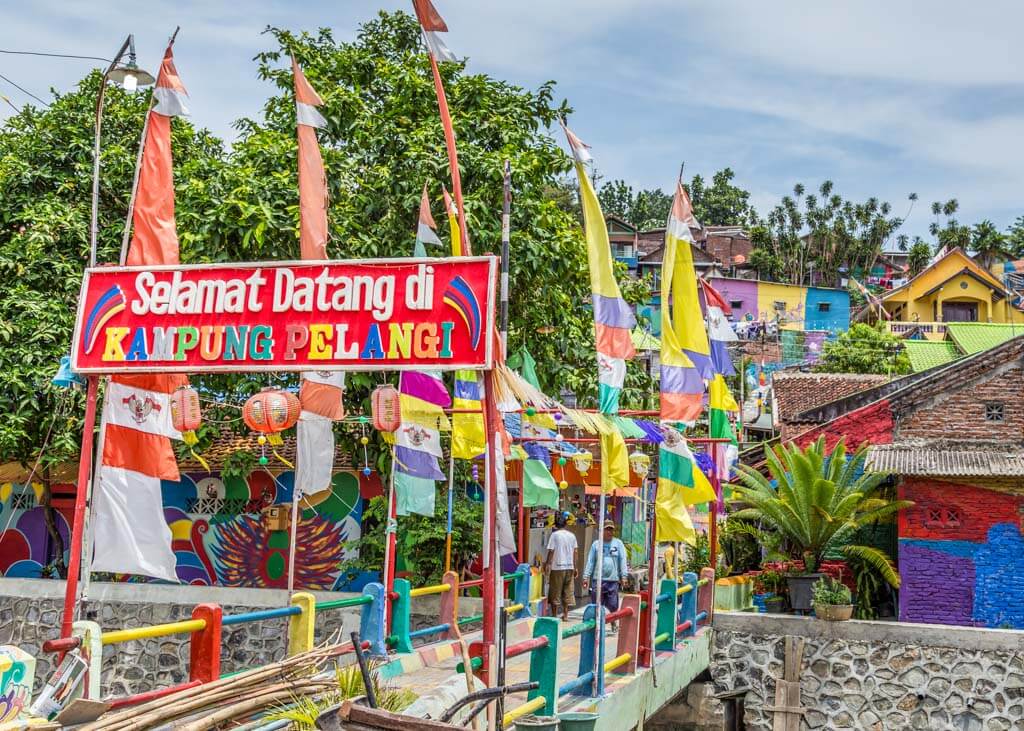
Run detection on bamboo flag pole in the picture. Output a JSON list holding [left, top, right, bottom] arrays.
[[500, 160, 511, 354], [444, 449, 455, 574], [286, 486, 301, 597]]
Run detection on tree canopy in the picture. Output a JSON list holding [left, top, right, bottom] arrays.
[[0, 11, 655, 472], [813, 323, 911, 376]]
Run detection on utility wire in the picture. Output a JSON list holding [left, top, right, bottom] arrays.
[[0, 49, 111, 63], [0, 72, 48, 106]]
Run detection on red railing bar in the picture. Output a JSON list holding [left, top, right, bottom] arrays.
[[505, 636, 549, 659], [604, 606, 635, 624], [676, 620, 692, 634], [42, 637, 81, 654]]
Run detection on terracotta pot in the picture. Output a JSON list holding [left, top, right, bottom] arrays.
[[814, 603, 853, 621]]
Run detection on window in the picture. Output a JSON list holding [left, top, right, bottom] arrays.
[[10, 492, 34, 510], [817, 302, 831, 312], [985, 403, 1005, 422], [773, 300, 786, 312], [729, 299, 743, 311], [925, 507, 961, 528]]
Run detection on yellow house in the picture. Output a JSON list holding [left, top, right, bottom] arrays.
[[877, 248, 1024, 340]]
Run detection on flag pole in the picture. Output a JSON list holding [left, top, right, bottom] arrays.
[[500, 160, 511, 355], [445, 450, 455, 574], [426, 53, 470, 256], [383, 452, 398, 634], [286, 487, 301, 597], [61, 376, 99, 638]]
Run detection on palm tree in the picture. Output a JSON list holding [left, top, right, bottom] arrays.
[[971, 219, 1008, 269], [730, 437, 911, 587]]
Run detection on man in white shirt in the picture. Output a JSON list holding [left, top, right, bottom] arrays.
[[543, 512, 578, 621]]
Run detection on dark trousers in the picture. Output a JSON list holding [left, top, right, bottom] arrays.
[[589, 580, 620, 614]]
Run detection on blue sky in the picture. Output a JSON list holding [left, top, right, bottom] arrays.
[[4, 0, 1024, 244]]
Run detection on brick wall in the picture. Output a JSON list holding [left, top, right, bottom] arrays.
[[794, 399, 894, 451], [898, 364, 1024, 441], [898, 479, 1024, 628]]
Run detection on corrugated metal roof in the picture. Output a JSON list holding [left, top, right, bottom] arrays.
[[945, 323, 1024, 355], [903, 340, 961, 372], [866, 442, 1024, 477]]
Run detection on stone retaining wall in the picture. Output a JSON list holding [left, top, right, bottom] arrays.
[[0, 578, 480, 698], [710, 612, 1024, 730]]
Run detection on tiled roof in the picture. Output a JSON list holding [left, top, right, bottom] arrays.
[[903, 340, 961, 372], [773, 372, 890, 423], [866, 441, 1024, 477], [631, 328, 660, 352], [945, 323, 1024, 355], [178, 433, 354, 472]]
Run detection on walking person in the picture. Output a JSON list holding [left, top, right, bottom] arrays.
[[582, 522, 629, 632], [543, 512, 578, 622]]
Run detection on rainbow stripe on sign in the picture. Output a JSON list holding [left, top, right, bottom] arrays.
[[84, 285, 126, 354], [443, 276, 482, 349]]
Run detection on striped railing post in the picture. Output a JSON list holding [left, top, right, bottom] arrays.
[[614, 594, 640, 674], [440, 570, 461, 640], [527, 617, 560, 715], [360, 582, 388, 657], [390, 578, 413, 654], [654, 578, 678, 651], [189, 603, 222, 684], [680, 572, 698, 639], [287, 592, 316, 656], [512, 563, 532, 619], [72, 620, 103, 699]]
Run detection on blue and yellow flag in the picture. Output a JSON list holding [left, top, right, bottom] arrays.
[[562, 122, 636, 414]]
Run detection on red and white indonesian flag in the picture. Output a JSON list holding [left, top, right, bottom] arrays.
[[292, 58, 344, 498], [92, 40, 191, 581], [292, 56, 329, 261], [412, 0, 457, 62], [126, 43, 188, 267]]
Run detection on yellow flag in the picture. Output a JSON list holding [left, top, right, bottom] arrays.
[[600, 430, 630, 493]]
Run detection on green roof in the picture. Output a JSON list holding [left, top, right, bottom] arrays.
[[632, 328, 660, 351], [945, 323, 1024, 355], [903, 340, 961, 372]]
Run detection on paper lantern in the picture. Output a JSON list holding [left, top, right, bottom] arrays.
[[571, 449, 593, 475], [371, 384, 401, 432], [170, 386, 202, 433], [629, 450, 651, 477], [243, 388, 300, 433]]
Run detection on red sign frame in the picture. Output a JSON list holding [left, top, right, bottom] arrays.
[[71, 257, 497, 374]]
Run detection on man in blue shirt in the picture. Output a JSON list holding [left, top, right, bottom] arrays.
[[582, 522, 629, 630]]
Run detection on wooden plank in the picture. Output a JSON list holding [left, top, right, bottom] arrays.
[[339, 701, 463, 730], [53, 698, 111, 725], [783, 636, 804, 682]]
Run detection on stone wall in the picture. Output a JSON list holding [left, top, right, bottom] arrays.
[[710, 612, 1024, 730], [0, 578, 476, 698]]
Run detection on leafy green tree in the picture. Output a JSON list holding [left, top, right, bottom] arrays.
[[814, 323, 911, 376], [597, 179, 671, 230], [748, 226, 784, 280], [688, 167, 756, 227], [1005, 215, 1024, 258], [906, 237, 932, 276], [970, 219, 1008, 270], [730, 437, 911, 585]]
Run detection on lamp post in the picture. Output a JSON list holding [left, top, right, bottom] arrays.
[[89, 35, 154, 266]]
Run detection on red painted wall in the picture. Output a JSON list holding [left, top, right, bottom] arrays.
[[794, 398, 894, 451], [899, 478, 1024, 542]]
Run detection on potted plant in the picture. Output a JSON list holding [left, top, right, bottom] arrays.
[[812, 576, 853, 621], [730, 437, 912, 614], [756, 569, 787, 613]]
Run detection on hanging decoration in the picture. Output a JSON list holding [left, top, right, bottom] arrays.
[[358, 415, 373, 476], [571, 449, 593, 475], [629, 450, 651, 477], [243, 389, 301, 435], [170, 385, 209, 472], [371, 384, 402, 433]]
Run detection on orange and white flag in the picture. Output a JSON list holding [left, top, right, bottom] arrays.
[[92, 40, 191, 581], [417, 184, 442, 248], [292, 56, 328, 261], [126, 42, 189, 267], [291, 58, 343, 498], [412, 0, 457, 62]]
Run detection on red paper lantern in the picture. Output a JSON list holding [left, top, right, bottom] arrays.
[[371, 385, 401, 432], [170, 386, 202, 433], [243, 388, 301, 433]]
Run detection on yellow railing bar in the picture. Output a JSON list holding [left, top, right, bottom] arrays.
[[103, 619, 207, 646], [697, 577, 710, 587], [409, 583, 452, 598], [503, 696, 546, 726], [676, 583, 693, 596], [604, 652, 631, 673], [504, 603, 524, 614]]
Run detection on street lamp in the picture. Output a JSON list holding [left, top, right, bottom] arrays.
[[90, 35, 154, 266]]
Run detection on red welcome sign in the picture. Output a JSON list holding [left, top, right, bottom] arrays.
[[71, 257, 497, 373]]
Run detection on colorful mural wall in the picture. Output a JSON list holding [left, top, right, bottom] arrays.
[[707, 277, 851, 333], [1, 470, 367, 591], [898, 478, 1024, 628]]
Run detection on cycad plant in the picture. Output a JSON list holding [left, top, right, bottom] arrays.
[[730, 437, 911, 587]]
